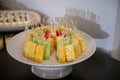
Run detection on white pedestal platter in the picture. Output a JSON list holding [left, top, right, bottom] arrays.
[[7, 30, 96, 79]]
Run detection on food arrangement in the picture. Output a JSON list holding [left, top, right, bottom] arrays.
[[23, 25, 86, 63], [0, 11, 40, 27], [0, 12, 29, 27]]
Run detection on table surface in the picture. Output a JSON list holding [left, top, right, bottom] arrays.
[[0, 48, 120, 80]]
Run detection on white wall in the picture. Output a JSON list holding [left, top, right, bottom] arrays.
[[0, 0, 119, 52], [111, 1, 120, 60]]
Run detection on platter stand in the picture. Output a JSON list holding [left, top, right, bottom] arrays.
[[31, 66, 72, 79]]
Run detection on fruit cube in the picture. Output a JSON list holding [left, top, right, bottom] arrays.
[[33, 45, 44, 63], [65, 45, 75, 62], [43, 40, 50, 60], [23, 41, 36, 60], [58, 46, 66, 63], [72, 39, 81, 58], [49, 38, 55, 54], [24, 34, 31, 43], [78, 37, 86, 53]]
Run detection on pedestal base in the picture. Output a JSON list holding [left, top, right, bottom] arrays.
[[31, 66, 72, 79]]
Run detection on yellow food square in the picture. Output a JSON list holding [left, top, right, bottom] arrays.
[[72, 39, 81, 58], [23, 41, 36, 60], [24, 34, 31, 43], [65, 45, 75, 62], [50, 38, 55, 54], [58, 46, 66, 63], [33, 45, 44, 63], [78, 37, 86, 53], [29, 28, 35, 36]]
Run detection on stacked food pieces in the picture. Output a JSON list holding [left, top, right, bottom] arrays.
[[23, 26, 86, 63], [0, 12, 30, 27]]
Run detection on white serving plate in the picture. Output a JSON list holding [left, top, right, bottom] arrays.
[[7, 30, 96, 67]]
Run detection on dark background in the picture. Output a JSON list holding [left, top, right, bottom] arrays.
[[0, 48, 120, 80]]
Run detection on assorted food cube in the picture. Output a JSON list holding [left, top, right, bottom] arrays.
[[23, 26, 86, 63]]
